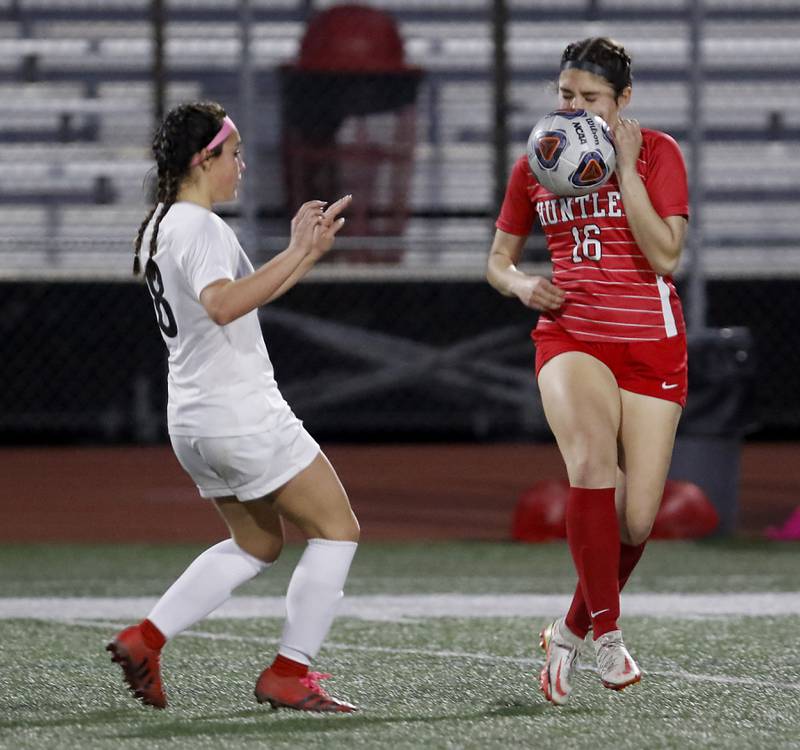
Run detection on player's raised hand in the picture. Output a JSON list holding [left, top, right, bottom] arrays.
[[311, 194, 352, 259], [612, 117, 642, 178], [288, 200, 326, 254], [511, 274, 565, 311]]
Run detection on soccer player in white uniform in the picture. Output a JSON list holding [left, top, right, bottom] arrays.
[[107, 101, 359, 713]]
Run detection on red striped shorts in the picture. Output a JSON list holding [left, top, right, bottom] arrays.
[[532, 323, 688, 407]]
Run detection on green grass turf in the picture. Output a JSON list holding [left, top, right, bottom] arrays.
[[0, 539, 798, 597], [1, 541, 799, 749]]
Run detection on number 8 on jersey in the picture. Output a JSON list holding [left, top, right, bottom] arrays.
[[145, 258, 178, 338]]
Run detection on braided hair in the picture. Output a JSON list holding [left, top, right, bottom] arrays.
[[133, 101, 227, 275], [560, 37, 633, 99]]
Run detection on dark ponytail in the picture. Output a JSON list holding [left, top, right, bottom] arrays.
[[133, 101, 227, 275]]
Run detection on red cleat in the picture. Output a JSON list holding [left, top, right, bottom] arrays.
[[254, 668, 356, 713], [106, 625, 167, 709]]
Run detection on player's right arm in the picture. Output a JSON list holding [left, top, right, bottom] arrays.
[[486, 229, 565, 311], [262, 194, 352, 304], [200, 198, 348, 326]]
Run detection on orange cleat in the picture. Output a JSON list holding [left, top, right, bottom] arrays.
[[106, 625, 167, 709], [255, 668, 356, 713]]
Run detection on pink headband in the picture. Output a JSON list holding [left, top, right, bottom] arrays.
[[190, 115, 237, 167]]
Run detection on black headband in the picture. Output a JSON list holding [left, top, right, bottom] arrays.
[[560, 59, 617, 81]]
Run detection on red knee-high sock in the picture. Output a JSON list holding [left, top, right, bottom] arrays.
[[618, 540, 647, 590], [565, 486, 620, 639], [565, 541, 647, 638]]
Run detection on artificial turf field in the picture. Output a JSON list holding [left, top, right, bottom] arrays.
[[1, 541, 798, 749]]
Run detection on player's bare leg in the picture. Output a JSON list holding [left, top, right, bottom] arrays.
[[254, 452, 359, 713], [617, 389, 682, 545], [537, 352, 623, 701], [592, 390, 680, 690], [538, 352, 621, 492], [560, 391, 678, 655]]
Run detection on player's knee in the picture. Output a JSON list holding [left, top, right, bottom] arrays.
[[617, 518, 634, 545], [567, 453, 617, 488], [234, 532, 284, 564], [626, 518, 653, 546], [316, 515, 360, 543]]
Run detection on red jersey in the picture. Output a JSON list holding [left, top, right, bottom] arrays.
[[496, 128, 688, 343]]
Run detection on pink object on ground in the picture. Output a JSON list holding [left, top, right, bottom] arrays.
[[765, 506, 800, 540]]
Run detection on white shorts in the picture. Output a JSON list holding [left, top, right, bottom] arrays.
[[170, 421, 320, 501]]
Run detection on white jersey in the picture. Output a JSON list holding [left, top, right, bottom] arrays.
[[141, 201, 291, 437]]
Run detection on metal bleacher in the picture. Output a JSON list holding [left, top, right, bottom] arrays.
[[0, 0, 798, 278]]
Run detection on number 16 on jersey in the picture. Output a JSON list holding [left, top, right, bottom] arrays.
[[571, 224, 602, 263]]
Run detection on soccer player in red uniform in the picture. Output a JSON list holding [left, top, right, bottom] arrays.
[[487, 37, 689, 704]]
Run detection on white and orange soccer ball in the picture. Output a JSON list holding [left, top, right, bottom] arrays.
[[527, 109, 616, 196]]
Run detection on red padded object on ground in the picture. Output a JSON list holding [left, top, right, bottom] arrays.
[[512, 478, 719, 541], [651, 480, 719, 538], [298, 4, 412, 72], [511, 479, 569, 541]]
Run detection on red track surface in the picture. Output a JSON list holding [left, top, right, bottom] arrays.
[[1, 443, 797, 542]]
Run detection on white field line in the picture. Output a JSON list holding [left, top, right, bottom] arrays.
[[70, 617, 800, 693], [2, 592, 800, 621]]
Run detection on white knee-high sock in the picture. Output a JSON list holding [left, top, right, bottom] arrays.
[[279, 539, 358, 665], [147, 538, 270, 640]]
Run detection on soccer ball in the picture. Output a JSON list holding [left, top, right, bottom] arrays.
[[527, 109, 616, 196]]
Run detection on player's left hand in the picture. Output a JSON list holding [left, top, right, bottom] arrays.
[[311, 194, 352, 259], [612, 117, 642, 179]]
